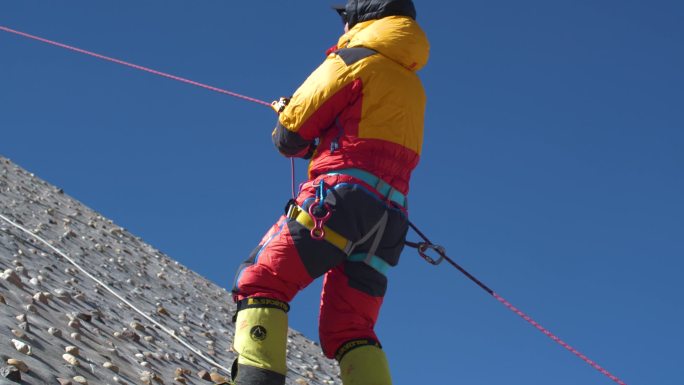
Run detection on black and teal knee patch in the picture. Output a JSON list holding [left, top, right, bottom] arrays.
[[334, 338, 382, 362]]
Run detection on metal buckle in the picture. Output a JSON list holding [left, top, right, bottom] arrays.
[[284, 199, 298, 219]]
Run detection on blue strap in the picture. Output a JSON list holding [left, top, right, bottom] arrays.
[[326, 168, 407, 208], [347, 253, 391, 275], [317, 180, 327, 208]]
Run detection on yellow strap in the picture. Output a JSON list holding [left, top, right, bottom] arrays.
[[290, 205, 351, 253]]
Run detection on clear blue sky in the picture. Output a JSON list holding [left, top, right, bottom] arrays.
[[2, 2, 683, 384]]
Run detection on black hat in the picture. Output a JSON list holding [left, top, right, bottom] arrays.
[[331, 4, 348, 24], [331, 1, 416, 29]]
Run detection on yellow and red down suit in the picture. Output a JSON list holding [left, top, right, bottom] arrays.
[[231, 12, 429, 385]]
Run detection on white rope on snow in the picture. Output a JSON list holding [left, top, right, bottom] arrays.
[[0, 212, 233, 375]]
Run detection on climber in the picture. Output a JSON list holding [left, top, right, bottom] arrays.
[[230, 1, 429, 384]]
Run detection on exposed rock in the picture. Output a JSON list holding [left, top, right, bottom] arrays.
[[57, 378, 72, 385], [63, 353, 80, 366], [210, 372, 230, 384], [197, 370, 212, 381], [70, 332, 81, 341], [65, 346, 79, 356], [15, 314, 26, 323], [76, 312, 92, 322], [33, 292, 48, 304], [140, 371, 163, 385], [1, 269, 22, 286], [11, 330, 26, 339], [103, 361, 119, 373], [130, 321, 145, 331], [174, 377, 187, 384], [121, 329, 140, 342], [17, 322, 29, 332], [6, 359, 28, 373], [54, 288, 72, 302], [25, 304, 37, 313], [174, 368, 190, 377], [157, 306, 170, 316], [48, 327, 62, 337], [73, 376, 88, 384], [10, 339, 31, 355], [0, 294, 6, 304]]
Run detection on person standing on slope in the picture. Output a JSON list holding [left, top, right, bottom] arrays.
[[230, 1, 429, 384]]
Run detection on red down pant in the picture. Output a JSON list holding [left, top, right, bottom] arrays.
[[232, 173, 408, 359]]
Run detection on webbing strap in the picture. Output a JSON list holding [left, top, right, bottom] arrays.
[[347, 253, 391, 275], [288, 204, 391, 275], [325, 168, 407, 208], [289, 205, 352, 253]]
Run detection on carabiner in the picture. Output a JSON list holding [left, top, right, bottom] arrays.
[[418, 242, 446, 265]]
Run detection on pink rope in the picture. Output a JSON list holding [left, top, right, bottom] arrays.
[[493, 292, 627, 385], [0, 25, 272, 108]]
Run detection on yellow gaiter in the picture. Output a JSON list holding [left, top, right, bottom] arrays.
[[232, 297, 289, 385], [338, 339, 392, 385]]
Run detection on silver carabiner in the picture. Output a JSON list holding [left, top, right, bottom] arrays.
[[418, 242, 445, 265]]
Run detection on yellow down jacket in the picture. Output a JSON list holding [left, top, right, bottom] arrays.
[[273, 16, 429, 195]]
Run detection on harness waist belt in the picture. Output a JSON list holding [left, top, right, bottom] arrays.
[[325, 168, 407, 208]]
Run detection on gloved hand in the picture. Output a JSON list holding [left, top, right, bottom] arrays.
[[271, 97, 290, 114]]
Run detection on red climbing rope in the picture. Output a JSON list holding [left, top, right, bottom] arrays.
[[407, 223, 628, 385], [0, 25, 272, 108], [493, 293, 626, 385]]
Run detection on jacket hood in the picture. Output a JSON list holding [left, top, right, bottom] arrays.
[[337, 16, 430, 72], [342, 0, 417, 29]]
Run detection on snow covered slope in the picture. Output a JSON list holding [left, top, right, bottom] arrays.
[[0, 156, 340, 385]]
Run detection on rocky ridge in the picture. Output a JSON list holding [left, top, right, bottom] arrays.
[[0, 156, 340, 385]]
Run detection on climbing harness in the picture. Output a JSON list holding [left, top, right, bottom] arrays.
[[284, 173, 395, 276], [0, 25, 628, 385]]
